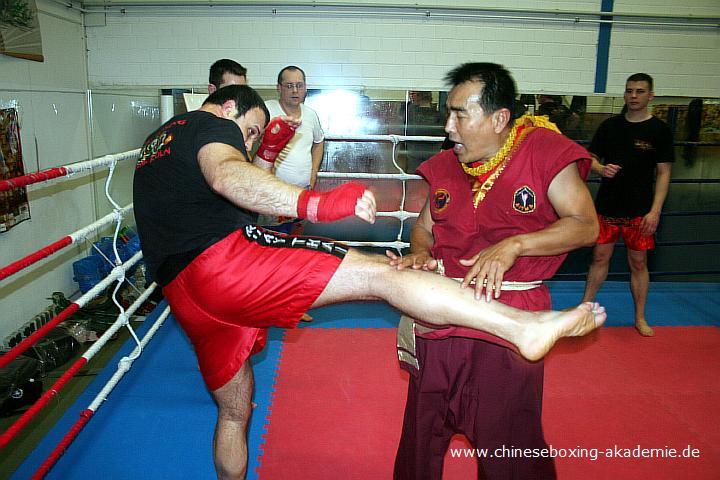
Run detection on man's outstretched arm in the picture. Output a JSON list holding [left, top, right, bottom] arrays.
[[198, 142, 376, 224]]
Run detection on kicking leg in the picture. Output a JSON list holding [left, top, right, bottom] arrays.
[[211, 361, 254, 480], [627, 248, 653, 336], [313, 250, 606, 361]]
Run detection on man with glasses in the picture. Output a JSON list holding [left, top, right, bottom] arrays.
[[263, 66, 325, 234]]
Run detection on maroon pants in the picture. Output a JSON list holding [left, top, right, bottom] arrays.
[[394, 336, 556, 480]]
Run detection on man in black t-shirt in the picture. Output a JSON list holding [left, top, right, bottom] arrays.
[[582, 73, 674, 337], [133, 85, 606, 479], [208, 58, 247, 93]]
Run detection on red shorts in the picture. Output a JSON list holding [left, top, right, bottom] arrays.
[[597, 215, 655, 251], [163, 225, 346, 391]]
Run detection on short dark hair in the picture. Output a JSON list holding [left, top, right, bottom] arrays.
[[277, 65, 306, 85], [444, 63, 518, 119], [203, 85, 269, 124], [209, 59, 247, 88], [626, 73, 654, 91]]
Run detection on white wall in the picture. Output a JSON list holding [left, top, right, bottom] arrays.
[[84, 0, 719, 96]]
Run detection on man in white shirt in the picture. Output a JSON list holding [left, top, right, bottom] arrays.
[[264, 66, 325, 196]]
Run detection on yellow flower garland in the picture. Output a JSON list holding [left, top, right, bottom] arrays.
[[461, 122, 520, 177], [461, 115, 560, 177], [464, 115, 561, 207]]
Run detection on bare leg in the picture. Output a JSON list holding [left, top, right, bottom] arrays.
[[211, 362, 254, 480], [582, 243, 615, 302], [628, 248, 653, 336], [313, 250, 606, 361]]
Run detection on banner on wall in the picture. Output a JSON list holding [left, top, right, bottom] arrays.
[[0, 108, 31, 233], [0, 0, 44, 62]]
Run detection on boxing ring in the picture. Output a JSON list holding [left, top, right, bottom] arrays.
[[1, 132, 719, 479]]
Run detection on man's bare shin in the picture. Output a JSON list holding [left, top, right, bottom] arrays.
[[211, 362, 254, 480]]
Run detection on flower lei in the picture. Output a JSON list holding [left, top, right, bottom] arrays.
[[463, 115, 561, 207]]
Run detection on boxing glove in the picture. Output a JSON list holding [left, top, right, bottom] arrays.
[[297, 182, 367, 223], [255, 117, 296, 167]]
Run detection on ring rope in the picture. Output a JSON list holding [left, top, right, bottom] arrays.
[[0, 149, 139, 193], [322, 133, 444, 252], [101, 160, 144, 335], [325, 133, 443, 143], [0, 204, 133, 282], [343, 240, 410, 250], [31, 305, 171, 480], [0, 252, 144, 449], [318, 172, 422, 180], [0, 251, 143, 369]]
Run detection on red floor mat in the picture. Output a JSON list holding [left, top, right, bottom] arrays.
[[257, 327, 719, 479]]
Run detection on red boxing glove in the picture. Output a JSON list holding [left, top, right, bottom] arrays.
[[256, 117, 296, 165], [297, 182, 367, 223]]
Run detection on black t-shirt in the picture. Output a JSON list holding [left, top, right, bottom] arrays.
[[133, 110, 257, 284], [589, 115, 674, 217]]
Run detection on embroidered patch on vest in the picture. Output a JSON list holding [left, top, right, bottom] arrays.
[[513, 186, 536, 213], [432, 188, 451, 213]]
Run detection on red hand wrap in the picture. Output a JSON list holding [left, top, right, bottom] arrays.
[[256, 117, 296, 163], [297, 182, 367, 223]]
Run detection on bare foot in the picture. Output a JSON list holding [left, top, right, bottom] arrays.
[[300, 313, 313, 322], [518, 302, 606, 361], [635, 319, 654, 337]]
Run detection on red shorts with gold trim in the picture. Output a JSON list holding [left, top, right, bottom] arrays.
[[162, 225, 347, 391], [597, 215, 655, 251]]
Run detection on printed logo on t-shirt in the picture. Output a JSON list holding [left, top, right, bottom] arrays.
[[513, 186, 536, 213], [432, 188, 451, 213], [136, 119, 186, 169], [634, 139, 654, 151]]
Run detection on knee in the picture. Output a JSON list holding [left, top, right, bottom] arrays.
[[216, 462, 247, 480], [218, 404, 252, 424], [627, 254, 648, 272], [591, 249, 612, 265], [344, 249, 398, 292]]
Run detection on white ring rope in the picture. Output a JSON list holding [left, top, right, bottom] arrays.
[[319, 172, 421, 180], [0, 204, 133, 282], [325, 134, 444, 143], [321, 132, 443, 252], [81, 281, 159, 366], [88, 305, 169, 411], [69, 204, 134, 243], [0, 149, 140, 193], [64, 150, 140, 177]]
